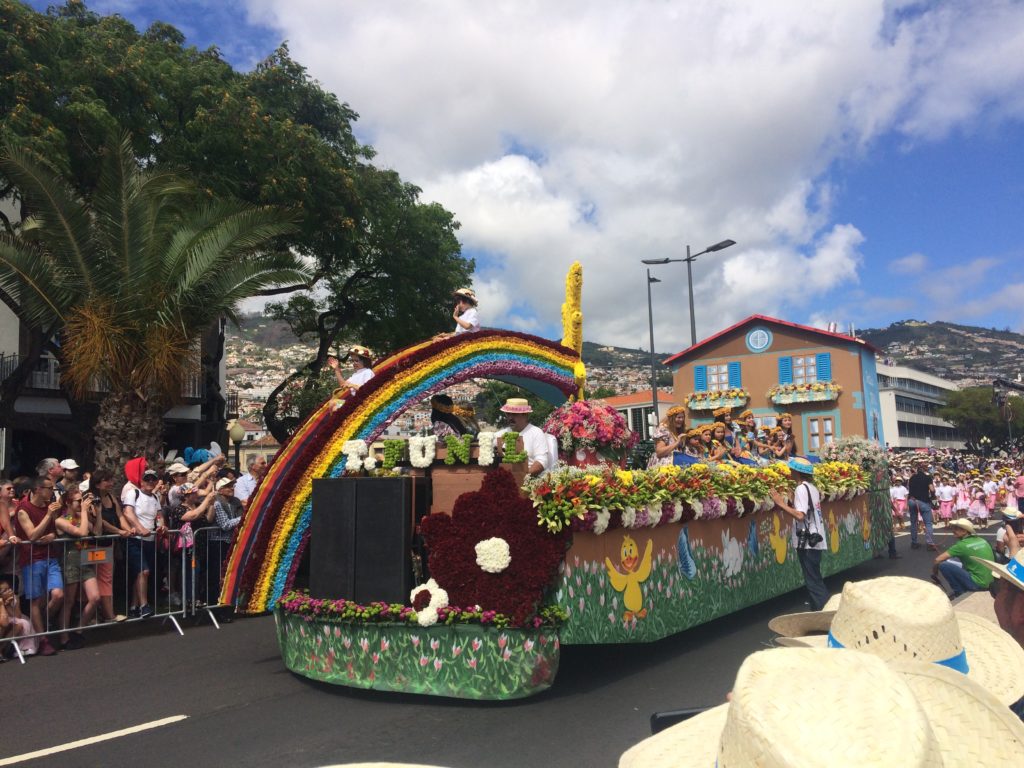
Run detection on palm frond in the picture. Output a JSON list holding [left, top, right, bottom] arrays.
[[0, 236, 70, 328], [0, 144, 96, 293], [60, 302, 136, 399]]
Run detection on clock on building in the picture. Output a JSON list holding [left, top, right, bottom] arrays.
[[746, 327, 772, 353]]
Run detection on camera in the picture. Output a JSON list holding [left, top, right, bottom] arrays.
[[797, 527, 823, 548]]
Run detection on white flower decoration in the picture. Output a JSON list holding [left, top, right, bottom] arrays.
[[474, 537, 512, 573], [410, 578, 448, 627], [592, 508, 611, 535], [476, 432, 496, 466], [341, 440, 368, 470], [408, 436, 437, 468]]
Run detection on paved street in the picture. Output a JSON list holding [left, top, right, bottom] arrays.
[[3, 528, 983, 768]]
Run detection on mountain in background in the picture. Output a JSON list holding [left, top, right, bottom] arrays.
[[858, 320, 1024, 386], [233, 313, 671, 366]]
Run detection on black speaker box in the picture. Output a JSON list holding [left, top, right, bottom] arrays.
[[309, 477, 426, 604]]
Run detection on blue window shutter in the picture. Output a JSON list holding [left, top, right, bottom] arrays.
[[778, 356, 793, 384], [815, 352, 832, 382], [727, 361, 742, 388], [694, 365, 708, 392]]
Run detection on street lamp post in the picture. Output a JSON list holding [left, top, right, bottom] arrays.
[[646, 269, 662, 430], [228, 419, 246, 473], [643, 239, 736, 347]]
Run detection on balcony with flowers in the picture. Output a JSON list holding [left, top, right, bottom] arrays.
[[684, 388, 750, 412], [767, 380, 842, 405]]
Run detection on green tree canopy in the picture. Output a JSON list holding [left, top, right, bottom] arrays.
[[0, 0, 473, 443], [0, 134, 308, 472], [938, 387, 1023, 451]]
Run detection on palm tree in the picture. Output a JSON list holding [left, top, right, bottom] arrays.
[[0, 135, 310, 472]]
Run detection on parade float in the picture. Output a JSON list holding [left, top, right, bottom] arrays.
[[221, 264, 892, 699]]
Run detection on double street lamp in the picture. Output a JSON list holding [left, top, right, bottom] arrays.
[[642, 239, 737, 348], [646, 269, 662, 426]]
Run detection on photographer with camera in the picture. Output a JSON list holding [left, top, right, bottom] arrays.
[[770, 457, 830, 610]]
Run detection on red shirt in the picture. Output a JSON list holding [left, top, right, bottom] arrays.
[[14, 498, 55, 563]]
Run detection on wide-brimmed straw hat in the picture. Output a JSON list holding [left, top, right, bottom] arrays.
[[618, 647, 1024, 767], [344, 345, 373, 362], [499, 397, 532, 414], [787, 456, 815, 475], [767, 576, 1024, 705], [452, 288, 477, 305], [976, 548, 1024, 595], [1000, 506, 1023, 520], [948, 517, 976, 535]]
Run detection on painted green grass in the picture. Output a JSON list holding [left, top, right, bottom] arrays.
[[558, 505, 874, 644], [275, 610, 559, 700]]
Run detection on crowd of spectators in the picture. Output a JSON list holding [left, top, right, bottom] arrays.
[[0, 451, 269, 659]]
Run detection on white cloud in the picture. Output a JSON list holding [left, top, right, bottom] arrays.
[[888, 253, 928, 274], [241, 0, 1024, 349]]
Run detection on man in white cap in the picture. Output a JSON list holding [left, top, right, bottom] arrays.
[[498, 398, 549, 477], [932, 518, 994, 598], [58, 459, 80, 493]]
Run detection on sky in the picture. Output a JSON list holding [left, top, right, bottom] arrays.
[[27, 0, 1024, 353]]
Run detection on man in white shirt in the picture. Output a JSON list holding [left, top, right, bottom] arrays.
[[770, 457, 830, 610], [235, 454, 268, 504], [499, 398, 549, 477], [122, 469, 166, 618], [451, 288, 480, 335]]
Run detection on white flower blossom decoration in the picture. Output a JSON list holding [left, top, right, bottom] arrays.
[[408, 435, 437, 468], [474, 536, 512, 573]]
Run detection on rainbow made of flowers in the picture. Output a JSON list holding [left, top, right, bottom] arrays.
[[221, 329, 582, 613]]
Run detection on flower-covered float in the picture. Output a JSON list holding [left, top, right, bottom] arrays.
[[222, 263, 893, 698]]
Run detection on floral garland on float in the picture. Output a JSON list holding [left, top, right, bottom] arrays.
[[542, 400, 638, 467], [522, 460, 870, 535], [685, 388, 750, 411], [274, 468, 569, 699], [767, 380, 842, 404]]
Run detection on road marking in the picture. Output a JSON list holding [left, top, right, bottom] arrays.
[[0, 715, 188, 765]]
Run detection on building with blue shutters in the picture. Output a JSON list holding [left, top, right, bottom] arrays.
[[662, 315, 884, 453]]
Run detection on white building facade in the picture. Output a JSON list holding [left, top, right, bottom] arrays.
[[877, 363, 962, 449]]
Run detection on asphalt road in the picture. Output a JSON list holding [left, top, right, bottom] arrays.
[[2, 527, 983, 768]]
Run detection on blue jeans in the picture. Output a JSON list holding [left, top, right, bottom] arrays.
[[909, 499, 934, 545], [938, 560, 986, 597]]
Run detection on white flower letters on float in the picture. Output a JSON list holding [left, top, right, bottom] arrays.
[[408, 436, 437, 468]]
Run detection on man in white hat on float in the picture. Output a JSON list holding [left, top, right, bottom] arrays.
[[932, 517, 994, 598], [498, 398, 549, 477]]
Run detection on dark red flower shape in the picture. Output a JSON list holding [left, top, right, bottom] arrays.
[[421, 468, 569, 627]]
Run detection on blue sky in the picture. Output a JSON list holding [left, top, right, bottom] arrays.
[[26, 1, 1024, 350]]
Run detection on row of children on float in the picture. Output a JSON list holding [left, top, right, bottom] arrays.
[[647, 405, 799, 468]]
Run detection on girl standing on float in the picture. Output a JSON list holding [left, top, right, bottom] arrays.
[[776, 413, 799, 457], [648, 406, 688, 468], [683, 429, 702, 458], [709, 422, 731, 463], [697, 424, 715, 460], [935, 475, 956, 524]]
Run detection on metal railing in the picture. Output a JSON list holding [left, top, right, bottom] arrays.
[[1, 531, 189, 663], [0, 353, 204, 398]]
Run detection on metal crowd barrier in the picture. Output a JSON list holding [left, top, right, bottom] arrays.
[[1, 530, 188, 664], [187, 526, 235, 629]]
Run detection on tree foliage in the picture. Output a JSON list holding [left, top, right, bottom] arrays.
[[0, 0, 473, 443], [0, 134, 307, 472], [938, 387, 1023, 451]]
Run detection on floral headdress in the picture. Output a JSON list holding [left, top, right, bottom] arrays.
[[711, 421, 728, 432], [665, 405, 687, 419], [776, 412, 793, 422], [738, 409, 754, 420], [713, 406, 732, 418]]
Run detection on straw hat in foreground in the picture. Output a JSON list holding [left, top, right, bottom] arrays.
[[619, 647, 1024, 768], [977, 547, 1024, 594], [767, 576, 1024, 705]]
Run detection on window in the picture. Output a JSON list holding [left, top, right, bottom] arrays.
[[807, 417, 834, 451], [894, 396, 942, 417], [793, 356, 817, 385], [896, 421, 960, 442], [707, 364, 730, 392]]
